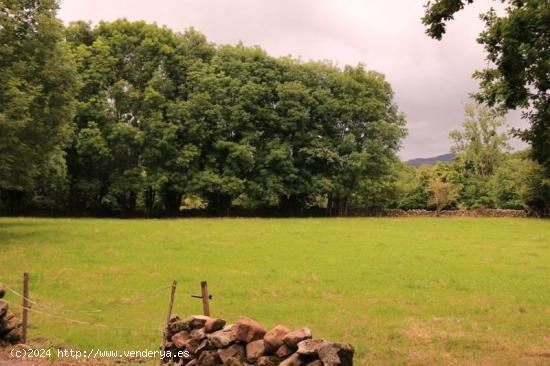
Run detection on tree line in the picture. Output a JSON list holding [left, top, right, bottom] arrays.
[[1, 0, 548, 217], [420, 0, 549, 216], [395, 104, 549, 215], [1, 1, 406, 216]]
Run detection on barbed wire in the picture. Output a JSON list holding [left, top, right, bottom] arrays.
[[9, 302, 163, 335], [5, 286, 102, 314], [1, 281, 181, 337], [4, 284, 171, 315]]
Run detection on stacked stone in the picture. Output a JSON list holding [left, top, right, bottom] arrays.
[[163, 315, 353, 366], [398, 209, 528, 217], [0, 282, 23, 346]]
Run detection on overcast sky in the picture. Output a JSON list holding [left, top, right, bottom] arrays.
[[58, 0, 526, 160]]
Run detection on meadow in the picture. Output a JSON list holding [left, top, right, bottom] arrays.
[[0, 217, 549, 365]]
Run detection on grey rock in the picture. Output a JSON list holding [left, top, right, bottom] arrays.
[[279, 353, 303, 366], [255, 356, 281, 366], [304, 360, 322, 366], [0, 300, 8, 318], [169, 319, 191, 335], [264, 325, 290, 353], [275, 344, 293, 358], [245, 339, 265, 363], [318, 343, 354, 366], [186, 338, 203, 355], [297, 339, 330, 356], [217, 344, 246, 364], [208, 328, 235, 348], [196, 339, 214, 355], [198, 350, 222, 366], [205, 318, 227, 333], [283, 328, 312, 349], [186, 315, 212, 329], [171, 330, 191, 348], [191, 327, 207, 340], [234, 316, 266, 343]]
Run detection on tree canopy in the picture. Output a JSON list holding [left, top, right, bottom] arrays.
[[1, 8, 407, 216], [0, 0, 77, 200], [395, 102, 549, 215], [1, 1, 547, 216], [422, 0, 550, 175]]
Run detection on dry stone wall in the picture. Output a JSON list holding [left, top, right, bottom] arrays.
[[164, 315, 354, 366], [0, 282, 23, 346], [401, 209, 527, 217], [350, 208, 528, 217]]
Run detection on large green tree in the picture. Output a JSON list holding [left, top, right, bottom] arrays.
[[422, 0, 550, 174], [0, 0, 77, 211], [65, 20, 214, 215], [450, 103, 510, 177], [449, 103, 511, 208]]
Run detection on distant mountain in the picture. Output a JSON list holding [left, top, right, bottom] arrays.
[[405, 153, 455, 167]]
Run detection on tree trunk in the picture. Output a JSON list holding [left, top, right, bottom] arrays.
[[145, 187, 155, 217], [0, 189, 26, 215], [332, 195, 348, 217], [127, 191, 137, 216], [343, 196, 349, 216], [161, 187, 182, 216], [280, 194, 304, 216]]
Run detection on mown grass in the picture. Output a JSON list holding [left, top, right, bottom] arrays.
[[0, 217, 549, 365]]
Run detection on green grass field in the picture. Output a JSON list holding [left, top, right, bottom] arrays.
[[1, 217, 549, 365]]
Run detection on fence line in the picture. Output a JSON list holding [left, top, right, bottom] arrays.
[[3, 283, 174, 337], [5, 284, 171, 314], [6, 286, 101, 314], [9, 297, 163, 335], [1, 278, 212, 342]]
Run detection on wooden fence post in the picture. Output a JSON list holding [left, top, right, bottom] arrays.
[[160, 280, 177, 365], [22, 272, 29, 344], [200, 281, 210, 316], [165, 280, 177, 326]]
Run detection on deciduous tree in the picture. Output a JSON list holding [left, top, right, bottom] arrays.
[[0, 0, 77, 212], [423, 0, 550, 174]]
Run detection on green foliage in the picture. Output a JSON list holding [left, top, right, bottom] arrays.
[[449, 103, 509, 177], [0, 0, 77, 199], [0, 11, 407, 216], [423, 0, 550, 176], [450, 103, 509, 209], [64, 19, 216, 215], [393, 164, 431, 210], [512, 152, 550, 215], [3, 3, 546, 216], [488, 155, 525, 209], [396, 162, 462, 211], [395, 102, 549, 215], [56, 20, 406, 216], [427, 163, 461, 212]]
